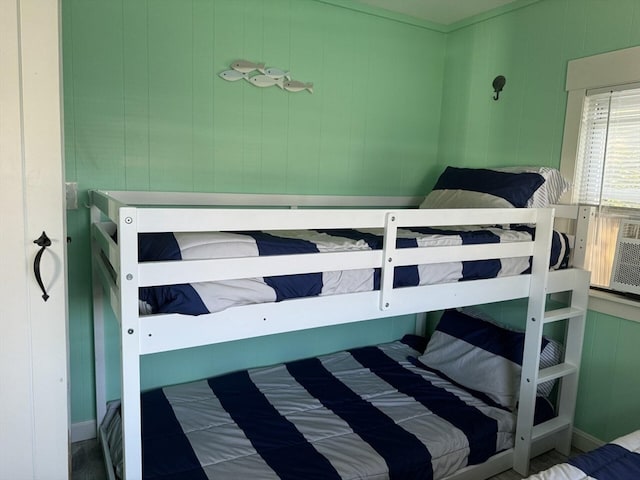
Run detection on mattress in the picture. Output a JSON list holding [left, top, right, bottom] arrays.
[[137, 226, 570, 315], [102, 336, 520, 480], [526, 430, 640, 479]]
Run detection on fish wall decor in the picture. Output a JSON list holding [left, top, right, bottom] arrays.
[[263, 67, 291, 81], [283, 80, 313, 94], [219, 59, 313, 94], [218, 70, 249, 82], [231, 60, 265, 74], [247, 75, 284, 88]]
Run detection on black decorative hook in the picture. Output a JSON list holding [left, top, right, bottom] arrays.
[[492, 75, 506, 100], [33, 231, 52, 301]]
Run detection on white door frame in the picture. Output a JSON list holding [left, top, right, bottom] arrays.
[[0, 0, 69, 478]]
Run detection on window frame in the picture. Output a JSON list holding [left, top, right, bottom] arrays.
[[560, 45, 640, 200], [560, 45, 640, 322]]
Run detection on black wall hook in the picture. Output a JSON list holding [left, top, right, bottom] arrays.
[[492, 75, 506, 100], [33, 231, 52, 301]]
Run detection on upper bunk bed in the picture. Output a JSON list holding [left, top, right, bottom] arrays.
[[89, 166, 594, 480]]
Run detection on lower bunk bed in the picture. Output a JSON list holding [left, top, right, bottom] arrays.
[[526, 430, 640, 479], [90, 184, 593, 480], [101, 310, 560, 480]]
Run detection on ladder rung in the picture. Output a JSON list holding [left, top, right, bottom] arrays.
[[532, 415, 572, 442], [543, 306, 585, 324], [538, 362, 577, 384]]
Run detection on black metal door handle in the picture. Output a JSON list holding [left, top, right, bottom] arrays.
[[33, 231, 51, 301]]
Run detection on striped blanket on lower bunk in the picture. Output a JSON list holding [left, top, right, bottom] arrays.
[[137, 226, 570, 315], [527, 430, 640, 479], [103, 336, 525, 480]]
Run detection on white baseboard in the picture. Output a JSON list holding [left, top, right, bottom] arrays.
[[71, 420, 97, 443], [572, 428, 604, 453]]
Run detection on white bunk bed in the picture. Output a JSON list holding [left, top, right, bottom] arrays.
[[90, 189, 592, 480]]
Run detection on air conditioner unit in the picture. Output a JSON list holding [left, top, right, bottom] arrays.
[[610, 220, 640, 295]]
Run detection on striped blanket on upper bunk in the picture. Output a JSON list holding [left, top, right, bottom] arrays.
[[526, 430, 640, 479], [137, 226, 569, 315]]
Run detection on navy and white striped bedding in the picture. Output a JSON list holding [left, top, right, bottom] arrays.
[[418, 309, 562, 411], [526, 430, 640, 479], [103, 336, 521, 480], [138, 226, 570, 315]]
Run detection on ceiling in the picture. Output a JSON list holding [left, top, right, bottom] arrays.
[[354, 0, 521, 26]]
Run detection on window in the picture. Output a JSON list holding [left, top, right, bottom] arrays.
[[573, 86, 640, 287], [561, 46, 640, 291]]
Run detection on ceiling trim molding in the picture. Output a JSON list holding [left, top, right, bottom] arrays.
[[312, 0, 449, 32], [313, 0, 541, 33], [446, 0, 541, 32]]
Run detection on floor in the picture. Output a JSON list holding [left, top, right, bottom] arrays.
[[71, 439, 108, 480], [71, 438, 578, 480]]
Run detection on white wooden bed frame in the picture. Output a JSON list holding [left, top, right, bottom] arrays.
[[90, 190, 593, 480]]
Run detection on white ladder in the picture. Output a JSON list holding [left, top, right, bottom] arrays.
[[513, 209, 591, 476], [513, 271, 590, 475]]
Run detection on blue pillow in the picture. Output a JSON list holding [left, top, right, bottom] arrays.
[[420, 166, 545, 209], [417, 309, 561, 410]]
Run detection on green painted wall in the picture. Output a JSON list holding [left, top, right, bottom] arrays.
[[439, 0, 640, 172], [578, 311, 640, 441], [62, 0, 446, 424], [64, 0, 640, 445], [438, 0, 640, 442]]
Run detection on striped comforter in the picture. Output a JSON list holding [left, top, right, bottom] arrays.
[[103, 337, 517, 480], [526, 430, 640, 480], [138, 226, 569, 315]]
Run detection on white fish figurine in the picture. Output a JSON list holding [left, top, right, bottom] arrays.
[[283, 80, 313, 93], [264, 67, 291, 81], [219, 70, 249, 82], [231, 59, 265, 74], [246, 74, 284, 88]]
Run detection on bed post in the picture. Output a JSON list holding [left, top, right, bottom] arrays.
[[571, 205, 596, 269], [91, 203, 107, 432], [118, 206, 143, 480]]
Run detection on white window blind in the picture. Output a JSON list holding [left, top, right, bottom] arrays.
[[575, 87, 640, 209], [574, 86, 640, 288]]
